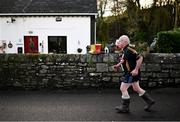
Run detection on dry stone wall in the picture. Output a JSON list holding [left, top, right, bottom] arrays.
[[0, 53, 180, 90]]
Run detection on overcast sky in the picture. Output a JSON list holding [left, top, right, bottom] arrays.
[[140, 0, 153, 6]]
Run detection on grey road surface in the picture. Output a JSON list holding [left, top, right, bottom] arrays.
[[0, 87, 180, 121]]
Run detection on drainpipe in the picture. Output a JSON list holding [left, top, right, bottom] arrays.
[[94, 15, 97, 44]]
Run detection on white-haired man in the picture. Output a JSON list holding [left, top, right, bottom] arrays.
[[113, 35, 155, 113]]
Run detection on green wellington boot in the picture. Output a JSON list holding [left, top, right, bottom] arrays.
[[115, 98, 130, 113], [141, 92, 155, 111]]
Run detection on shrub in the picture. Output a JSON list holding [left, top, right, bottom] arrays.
[[156, 30, 180, 53], [132, 32, 148, 43]]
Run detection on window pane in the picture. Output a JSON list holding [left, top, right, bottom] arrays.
[[48, 36, 67, 54]]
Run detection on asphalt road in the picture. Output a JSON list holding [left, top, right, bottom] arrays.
[[0, 87, 180, 121]]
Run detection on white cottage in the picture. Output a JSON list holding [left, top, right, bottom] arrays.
[[0, 0, 97, 54]]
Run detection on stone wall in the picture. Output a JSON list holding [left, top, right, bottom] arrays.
[[0, 53, 180, 90]]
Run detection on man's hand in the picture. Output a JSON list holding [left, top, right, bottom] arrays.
[[131, 69, 139, 76], [113, 64, 120, 71]]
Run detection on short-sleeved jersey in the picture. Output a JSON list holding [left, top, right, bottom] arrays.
[[121, 46, 141, 83], [122, 46, 140, 73]]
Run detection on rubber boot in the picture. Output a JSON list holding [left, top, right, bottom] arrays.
[[141, 92, 155, 111], [115, 98, 130, 113]]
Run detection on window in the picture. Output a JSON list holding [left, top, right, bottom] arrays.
[[48, 36, 67, 54]]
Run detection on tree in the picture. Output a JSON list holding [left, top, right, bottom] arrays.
[[97, 0, 109, 45], [97, 0, 108, 19], [174, 0, 180, 28], [96, 0, 177, 46]]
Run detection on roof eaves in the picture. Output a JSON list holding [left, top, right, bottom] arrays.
[[0, 13, 98, 16]]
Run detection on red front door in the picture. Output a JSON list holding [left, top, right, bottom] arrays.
[[24, 36, 38, 53]]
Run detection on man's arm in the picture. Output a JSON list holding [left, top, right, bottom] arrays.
[[113, 55, 125, 71], [135, 55, 143, 71], [113, 59, 124, 71], [131, 55, 143, 76]]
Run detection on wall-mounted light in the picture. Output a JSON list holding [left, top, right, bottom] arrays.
[[7, 17, 16, 23], [28, 31, 33, 34], [56, 17, 62, 22], [11, 18, 16, 23]]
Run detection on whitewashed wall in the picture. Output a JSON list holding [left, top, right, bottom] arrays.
[[0, 16, 91, 54]]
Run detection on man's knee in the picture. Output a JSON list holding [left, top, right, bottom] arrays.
[[132, 87, 138, 92], [120, 86, 126, 92]]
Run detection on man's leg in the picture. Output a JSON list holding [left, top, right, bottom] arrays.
[[132, 81, 145, 95], [116, 82, 131, 113], [132, 81, 155, 111]]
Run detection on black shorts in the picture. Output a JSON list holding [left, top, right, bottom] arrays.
[[122, 73, 141, 83]]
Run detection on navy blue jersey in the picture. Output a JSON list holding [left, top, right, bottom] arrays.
[[122, 46, 139, 73], [121, 46, 141, 83]]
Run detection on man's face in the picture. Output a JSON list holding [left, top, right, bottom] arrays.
[[116, 41, 124, 49]]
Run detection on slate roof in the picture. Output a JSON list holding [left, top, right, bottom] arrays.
[[0, 0, 97, 14]]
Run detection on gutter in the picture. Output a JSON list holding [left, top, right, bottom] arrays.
[[0, 13, 98, 16]]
